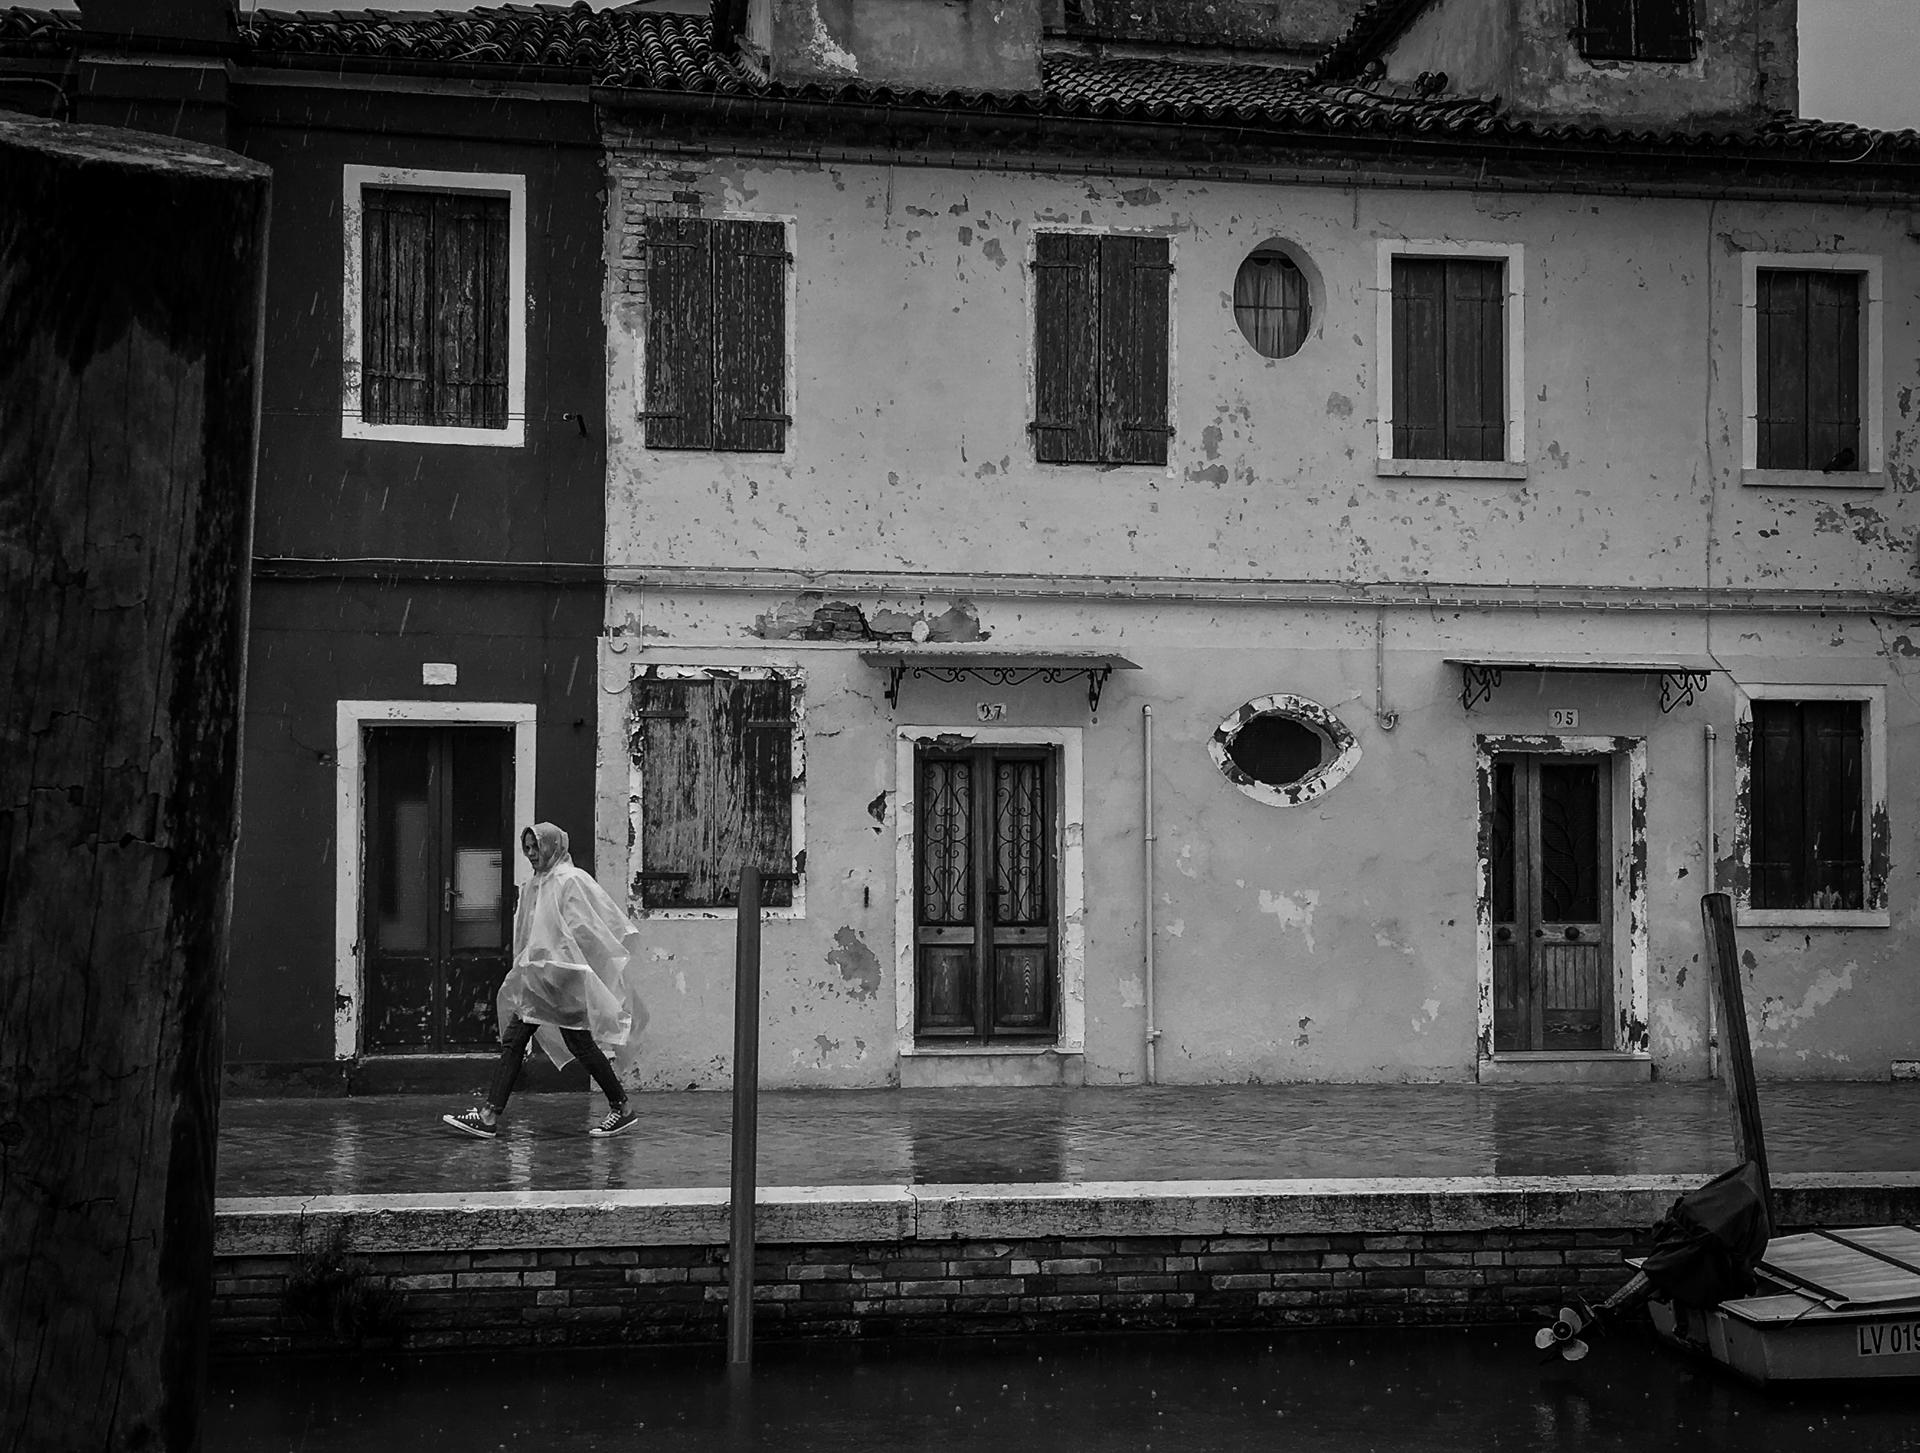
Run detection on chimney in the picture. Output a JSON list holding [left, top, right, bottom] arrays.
[[72, 0, 238, 145]]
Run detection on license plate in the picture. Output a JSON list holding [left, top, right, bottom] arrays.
[[1855, 1321, 1920, 1358]]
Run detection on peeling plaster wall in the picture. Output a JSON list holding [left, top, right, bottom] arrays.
[[599, 142, 1919, 1086], [1380, 0, 1797, 125]]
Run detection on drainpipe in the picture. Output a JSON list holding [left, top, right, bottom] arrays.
[[1143, 704, 1160, 1085], [1704, 723, 1720, 1081]]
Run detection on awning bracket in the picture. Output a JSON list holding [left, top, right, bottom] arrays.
[[1659, 670, 1713, 714], [882, 662, 1115, 714], [1460, 664, 1503, 712]]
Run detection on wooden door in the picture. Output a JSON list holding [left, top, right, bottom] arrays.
[[362, 726, 512, 1052], [1491, 754, 1613, 1052], [914, 746, 1056, 1040]]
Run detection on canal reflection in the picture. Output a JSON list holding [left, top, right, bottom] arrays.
[[207, 1325, 1918, 1452]]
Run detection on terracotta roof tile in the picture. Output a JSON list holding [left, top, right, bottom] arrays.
[[2, 4, 1916, 165]]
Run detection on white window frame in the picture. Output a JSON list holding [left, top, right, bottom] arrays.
[[1025, 224, 1179, 476], [1375, 239, 1527, 479], [1739, 251, 1883, 488], [626, 664, 806, 921], [634, 211, 798, 459], [341, 165, 527, 448], [333, 699, 538, 1060], [894, 725, 1086, 1059], [1732, 683, 1888, 928]]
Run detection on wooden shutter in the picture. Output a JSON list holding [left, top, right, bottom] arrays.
[[632, 674, 794, 909], [644, 217, 715, 449], [1032, 233, 1100, 463], [1391, 258, 1446, 460], [430, 192, 509, 430], [361, 188, 432, 426], [1636, 0, 1694, 61], [1099, 234, 1172, 466], [1446, 259, 1505, 462], [712, 219, 789, 453], [1579, 0, 1633, 58], [1756, 269, 1807, 469], [1807, 271, 1860, 471], [1803, 701, 1865, 910], [1751, 699, 1804, 909]]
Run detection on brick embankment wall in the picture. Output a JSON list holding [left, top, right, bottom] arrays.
[[211, 1175, 1920, 1356]]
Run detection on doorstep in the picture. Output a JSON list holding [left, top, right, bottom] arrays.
[[898, 1046, 1086, 1088], [1478, 1052, 1654, 1086]]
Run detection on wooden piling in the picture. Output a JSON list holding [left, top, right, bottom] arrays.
[[1700, 891, 1772, 1215], [727, 865, 764, 1367], [0, 117, 269, 1452]]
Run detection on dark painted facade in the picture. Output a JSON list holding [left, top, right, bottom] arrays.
[[1, 5, 609, 1086]]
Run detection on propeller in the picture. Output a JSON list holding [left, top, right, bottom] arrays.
[[1533, 1304, 1592, 1363]]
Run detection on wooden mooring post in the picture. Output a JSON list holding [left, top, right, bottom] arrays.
[[0, 118, 270, 1451], [1700, 891, 1772, 1215], [727, 865, 764, 1367]]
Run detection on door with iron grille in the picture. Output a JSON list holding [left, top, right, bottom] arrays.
[[362, 726, 512, 1052], [1490, 753, 1614, 1052], [914, 746, 1057, 1040]]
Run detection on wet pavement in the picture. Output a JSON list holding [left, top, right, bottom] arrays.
[[207, 1325, 1920, 1452], [217, 1082, 1920, 1198]]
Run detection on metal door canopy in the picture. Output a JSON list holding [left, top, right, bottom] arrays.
[[861, 647, 1141, 714], [1446, 655, 1721, 713]]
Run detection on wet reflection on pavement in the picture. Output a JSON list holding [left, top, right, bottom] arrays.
[[218, 1082, 1920, 1197]]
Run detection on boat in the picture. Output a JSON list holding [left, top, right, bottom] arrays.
[[1534, 893, 1920, 1386]]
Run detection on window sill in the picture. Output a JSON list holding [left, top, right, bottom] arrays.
[[1376, 458, 1527, 481], [344, 417, 525, 449], [1735, 906, 1889, 929], [1740, 468, 1885, 490]]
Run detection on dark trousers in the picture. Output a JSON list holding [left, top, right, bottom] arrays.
[[487, 1018, 626, 1114]]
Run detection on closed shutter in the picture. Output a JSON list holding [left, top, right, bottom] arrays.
[[1636, 0, 1695, 61], [1806, 271, 1861, 471], [1446, 259, 1505, 462], [1032, 233, 1101, 463], [1756, 269, 1808, 469], [1803, 701, 1864, 910], [644, 217, 715, 449], [712, 219, 789, 452], [1391, 258, 1446, 460], [1100, 234, 1172, 466], [632, 675, 795, 909], [361, 188, 432, 426], [431, 192, 509, 430], [1579, 0, 1634, 58], [1751, 700, 1804, 909]]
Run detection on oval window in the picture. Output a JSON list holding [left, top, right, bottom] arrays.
[[1233, 247, 1311, 359], [1209, 694, 1361, 807]]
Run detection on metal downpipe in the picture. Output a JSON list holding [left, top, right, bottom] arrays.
[[1143, 704, 1159, 1085]]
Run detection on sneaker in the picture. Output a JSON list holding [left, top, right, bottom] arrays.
[[588, 1107, 639, 1138], [442, 1108, 498, 1139]]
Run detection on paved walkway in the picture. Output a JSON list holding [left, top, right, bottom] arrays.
[[217, 1082, 1920, 1198]]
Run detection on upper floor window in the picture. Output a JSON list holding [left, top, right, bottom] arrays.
[[1740, 253, 1882, 486], [342, 167, 526, 447], [642, 217, 790, 453], [1377, 242, 1524, 476], [1578, 0, 1695, 62], [1234, 247, 1311, 359], [1031, 233, 1172, 466]]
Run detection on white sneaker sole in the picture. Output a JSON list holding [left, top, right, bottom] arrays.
[[442, 1114, 498, 1139]]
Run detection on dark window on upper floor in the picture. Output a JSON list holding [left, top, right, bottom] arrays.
[[1756, 269, 1862, 472], [1578, 0, 1695, 63], [1390, 257, 1505, 462], [361, 188, 510, 430], [1234, 248, 1311, 359], [1750, 699, 1864, 912], [1031, 233, 1172, 466], [643, 217, 789, 452]]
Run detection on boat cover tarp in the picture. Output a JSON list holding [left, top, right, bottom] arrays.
[[1642, 1160, 1772, 1309]]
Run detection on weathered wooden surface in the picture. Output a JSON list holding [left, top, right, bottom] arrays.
[[1700, 892, 1773, 1215], [0, 116, 269, 1452]]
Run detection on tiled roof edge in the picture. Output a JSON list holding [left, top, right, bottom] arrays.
[[1313, 0, 1433, 80]]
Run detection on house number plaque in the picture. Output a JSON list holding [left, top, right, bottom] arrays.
[[977, 702, 1007, 722], [1549, 708, 1579, 729]]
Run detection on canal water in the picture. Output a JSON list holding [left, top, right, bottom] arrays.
[[208, 1326, 1917, 1451]]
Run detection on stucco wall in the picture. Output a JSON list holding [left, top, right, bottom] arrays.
[[598, 142, 1917, 1085]]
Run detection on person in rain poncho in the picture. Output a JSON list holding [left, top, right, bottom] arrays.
[[443, 823, 649, 1139]]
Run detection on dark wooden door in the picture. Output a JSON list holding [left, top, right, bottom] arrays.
[[914, 746, 1056, 1040], [362, 726, 512, 1052], [1491, 754, 1613, 1052]]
